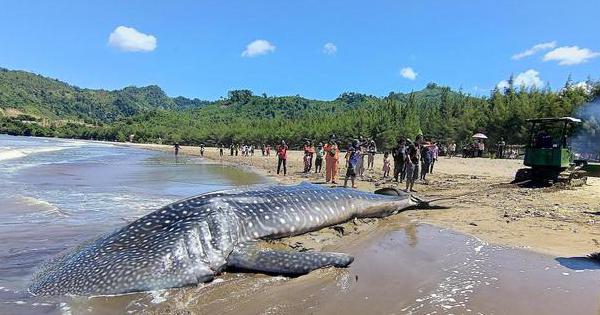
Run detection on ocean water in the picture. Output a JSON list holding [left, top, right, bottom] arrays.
[[0, 135, 267, 314]]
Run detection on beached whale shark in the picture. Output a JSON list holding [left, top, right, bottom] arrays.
[[29, 182, 440, 296]]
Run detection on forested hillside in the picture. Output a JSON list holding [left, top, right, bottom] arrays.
[[0, 68, 208, 122], [0, 68, 598, 151]]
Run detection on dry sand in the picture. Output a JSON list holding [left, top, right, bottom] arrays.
[[120, 142, 600, 258]]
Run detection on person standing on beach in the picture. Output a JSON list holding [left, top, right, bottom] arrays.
[[314, 142, 324, 173], [405, 141, 418, 192], [200, 143, 205, 157], [324, 137, 340, 184], [303, 140, 315, 173], [496, 138, 506, 159], [355, 136, 366, 178], [219, 144, 224, 157], [344, 140, 360, 188], [420, 143, 431, 181], [235, 144, 239, 156], [276, 140, 288, 176], [448, 141, 456, 158], [174, 143, 180, 156], [367, 140, 377, 170], [429, 142, 439, 173], [392, 138, 406, 182], [382, 152, 391, 178], [230, 144, 234, 156]]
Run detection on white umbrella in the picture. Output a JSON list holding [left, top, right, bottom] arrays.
[[472, 133, 488, 139]]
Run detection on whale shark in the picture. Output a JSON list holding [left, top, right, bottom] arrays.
[[29, 183, 440, 296]]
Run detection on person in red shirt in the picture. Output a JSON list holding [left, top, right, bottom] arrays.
[[276, 140, 288, 176], [303, 140, 315, 173]]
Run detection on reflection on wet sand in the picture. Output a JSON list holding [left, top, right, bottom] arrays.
[[71, 223, 600, 315]]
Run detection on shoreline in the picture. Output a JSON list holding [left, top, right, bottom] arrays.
[[115, 141, 600, 257]]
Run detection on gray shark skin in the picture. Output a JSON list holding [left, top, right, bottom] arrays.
[[29, 182, 428, 296]]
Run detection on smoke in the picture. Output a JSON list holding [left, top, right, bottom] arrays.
[[571, 97, 600, 161]]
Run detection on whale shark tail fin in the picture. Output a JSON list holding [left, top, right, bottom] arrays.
[[227, 244, 354, 275], [410, 195, 453, 209], [374, 187, 452, 209]]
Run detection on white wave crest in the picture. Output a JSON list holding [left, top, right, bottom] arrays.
[[0, 146, 75, 161]]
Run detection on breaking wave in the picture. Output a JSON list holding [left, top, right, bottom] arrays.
[[0, 146, 79, 162]]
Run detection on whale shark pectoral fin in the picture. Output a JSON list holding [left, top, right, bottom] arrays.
[[226, 244, 354, 275]]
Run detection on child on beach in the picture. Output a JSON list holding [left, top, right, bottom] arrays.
[[315, 143, 324, 173], [344, 140, 360, 188], [382, 152, 391, 178]]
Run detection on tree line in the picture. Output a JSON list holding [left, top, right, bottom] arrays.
[[1, 67, 599, 153]]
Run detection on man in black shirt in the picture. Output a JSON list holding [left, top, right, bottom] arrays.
[[392, 138, 407, 182], [405, 141, 419, 192]]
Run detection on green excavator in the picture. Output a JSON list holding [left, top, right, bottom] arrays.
[[513, 117, 598, 186]]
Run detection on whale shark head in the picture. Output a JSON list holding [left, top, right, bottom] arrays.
[[28, 199, 239, 296]]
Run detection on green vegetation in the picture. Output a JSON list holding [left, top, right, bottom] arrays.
[[1, 68, 598, 151]]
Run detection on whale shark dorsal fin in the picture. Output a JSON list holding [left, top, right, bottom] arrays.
[[226, 244, 354, 275]]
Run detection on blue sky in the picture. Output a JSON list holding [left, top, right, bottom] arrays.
[[0, 0, 598, 100]]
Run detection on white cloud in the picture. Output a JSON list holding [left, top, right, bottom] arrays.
[[241, 39, 276, 57], [323, 42, 337, 55], [400, 67, 417, 80], [496, 80, 510, 90], [108, 26, 157, 52], [512, 41, 556, 60], [497, 69, 544, 90], [543, 46, 600, 65]]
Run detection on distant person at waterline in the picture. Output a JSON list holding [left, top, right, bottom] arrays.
[[200, 143, 205, 157], [276, 140, 288, 176], [219, 144, 224, 157], [173, 143, 180, 156]]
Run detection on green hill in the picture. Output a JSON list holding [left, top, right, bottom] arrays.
[[0, 68, 207, 123]]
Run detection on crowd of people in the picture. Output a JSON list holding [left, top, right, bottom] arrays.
[[174, 135, 499, 193], [268, 134, 441, 192]]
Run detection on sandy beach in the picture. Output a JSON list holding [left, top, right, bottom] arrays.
[[121, 142, 600, 258]]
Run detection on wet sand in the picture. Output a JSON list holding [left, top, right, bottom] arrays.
[[65, 223, 600, 315]]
